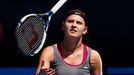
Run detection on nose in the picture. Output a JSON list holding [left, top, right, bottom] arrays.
[[71, 22, 76, 28]]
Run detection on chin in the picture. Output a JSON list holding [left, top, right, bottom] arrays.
[[65, 32, 80, 38], [68, 34, 80, 38]]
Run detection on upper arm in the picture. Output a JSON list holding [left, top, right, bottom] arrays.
[[35, 46, 54, 75], [90, 50, 102, 75]]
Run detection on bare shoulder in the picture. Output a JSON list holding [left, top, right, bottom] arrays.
[[90, 49, 103, 75], [41, 45, 53, 55], [40, 44, 56, 61], [91, 50, 101, 59], [90, 49, 102, 64]]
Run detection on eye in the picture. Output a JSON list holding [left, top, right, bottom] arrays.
[[76, 21, 83, 25], [67, 20, 74, 23]]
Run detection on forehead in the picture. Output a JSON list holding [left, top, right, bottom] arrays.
[[66, 15, 85, 22]]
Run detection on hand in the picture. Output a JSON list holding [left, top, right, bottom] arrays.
[[38, 68, 55, 75], [45, 68, 55, 75]]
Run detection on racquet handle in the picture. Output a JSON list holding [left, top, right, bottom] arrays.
[[50, 0, 67, 14]]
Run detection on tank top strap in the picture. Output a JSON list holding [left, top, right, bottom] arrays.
[[52, 44, 63, 66], [77, 44, 90, 69], [83, 44, 91, 71]]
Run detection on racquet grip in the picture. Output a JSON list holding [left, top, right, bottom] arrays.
[[50, 0, 67, 14]]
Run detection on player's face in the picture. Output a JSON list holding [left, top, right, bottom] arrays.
[[62, 14, 87, 38]]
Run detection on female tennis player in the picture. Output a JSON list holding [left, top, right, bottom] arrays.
[[35, 9, 103, 75]]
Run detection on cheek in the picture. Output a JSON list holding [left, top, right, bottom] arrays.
[[63, 25, 70, 31], [62, 24, 66, 31], [62, 26, 67, 32]]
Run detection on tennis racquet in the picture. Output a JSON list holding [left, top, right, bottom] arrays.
[[16, 0, 67, 56]]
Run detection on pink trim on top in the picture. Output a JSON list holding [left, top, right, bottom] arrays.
[[57, 44, 88, 67]]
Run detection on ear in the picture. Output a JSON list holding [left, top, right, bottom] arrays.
[[83, 26, 88, 35]]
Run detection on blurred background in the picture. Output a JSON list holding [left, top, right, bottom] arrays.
[[0, 0, 134, 75]]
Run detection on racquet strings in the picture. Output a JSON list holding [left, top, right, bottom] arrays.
[[16, 16, 45, 56]]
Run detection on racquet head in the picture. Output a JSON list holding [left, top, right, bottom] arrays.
[[15, 0, 67, 56], [16, 14, 47, 56]]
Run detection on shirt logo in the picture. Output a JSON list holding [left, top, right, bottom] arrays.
[[84, 66, 89, 69]]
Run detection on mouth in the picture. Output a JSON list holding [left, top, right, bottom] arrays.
[[70, 29, 77, 32]]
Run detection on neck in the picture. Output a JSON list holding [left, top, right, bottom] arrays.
[[62, 37, 83, 52]]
